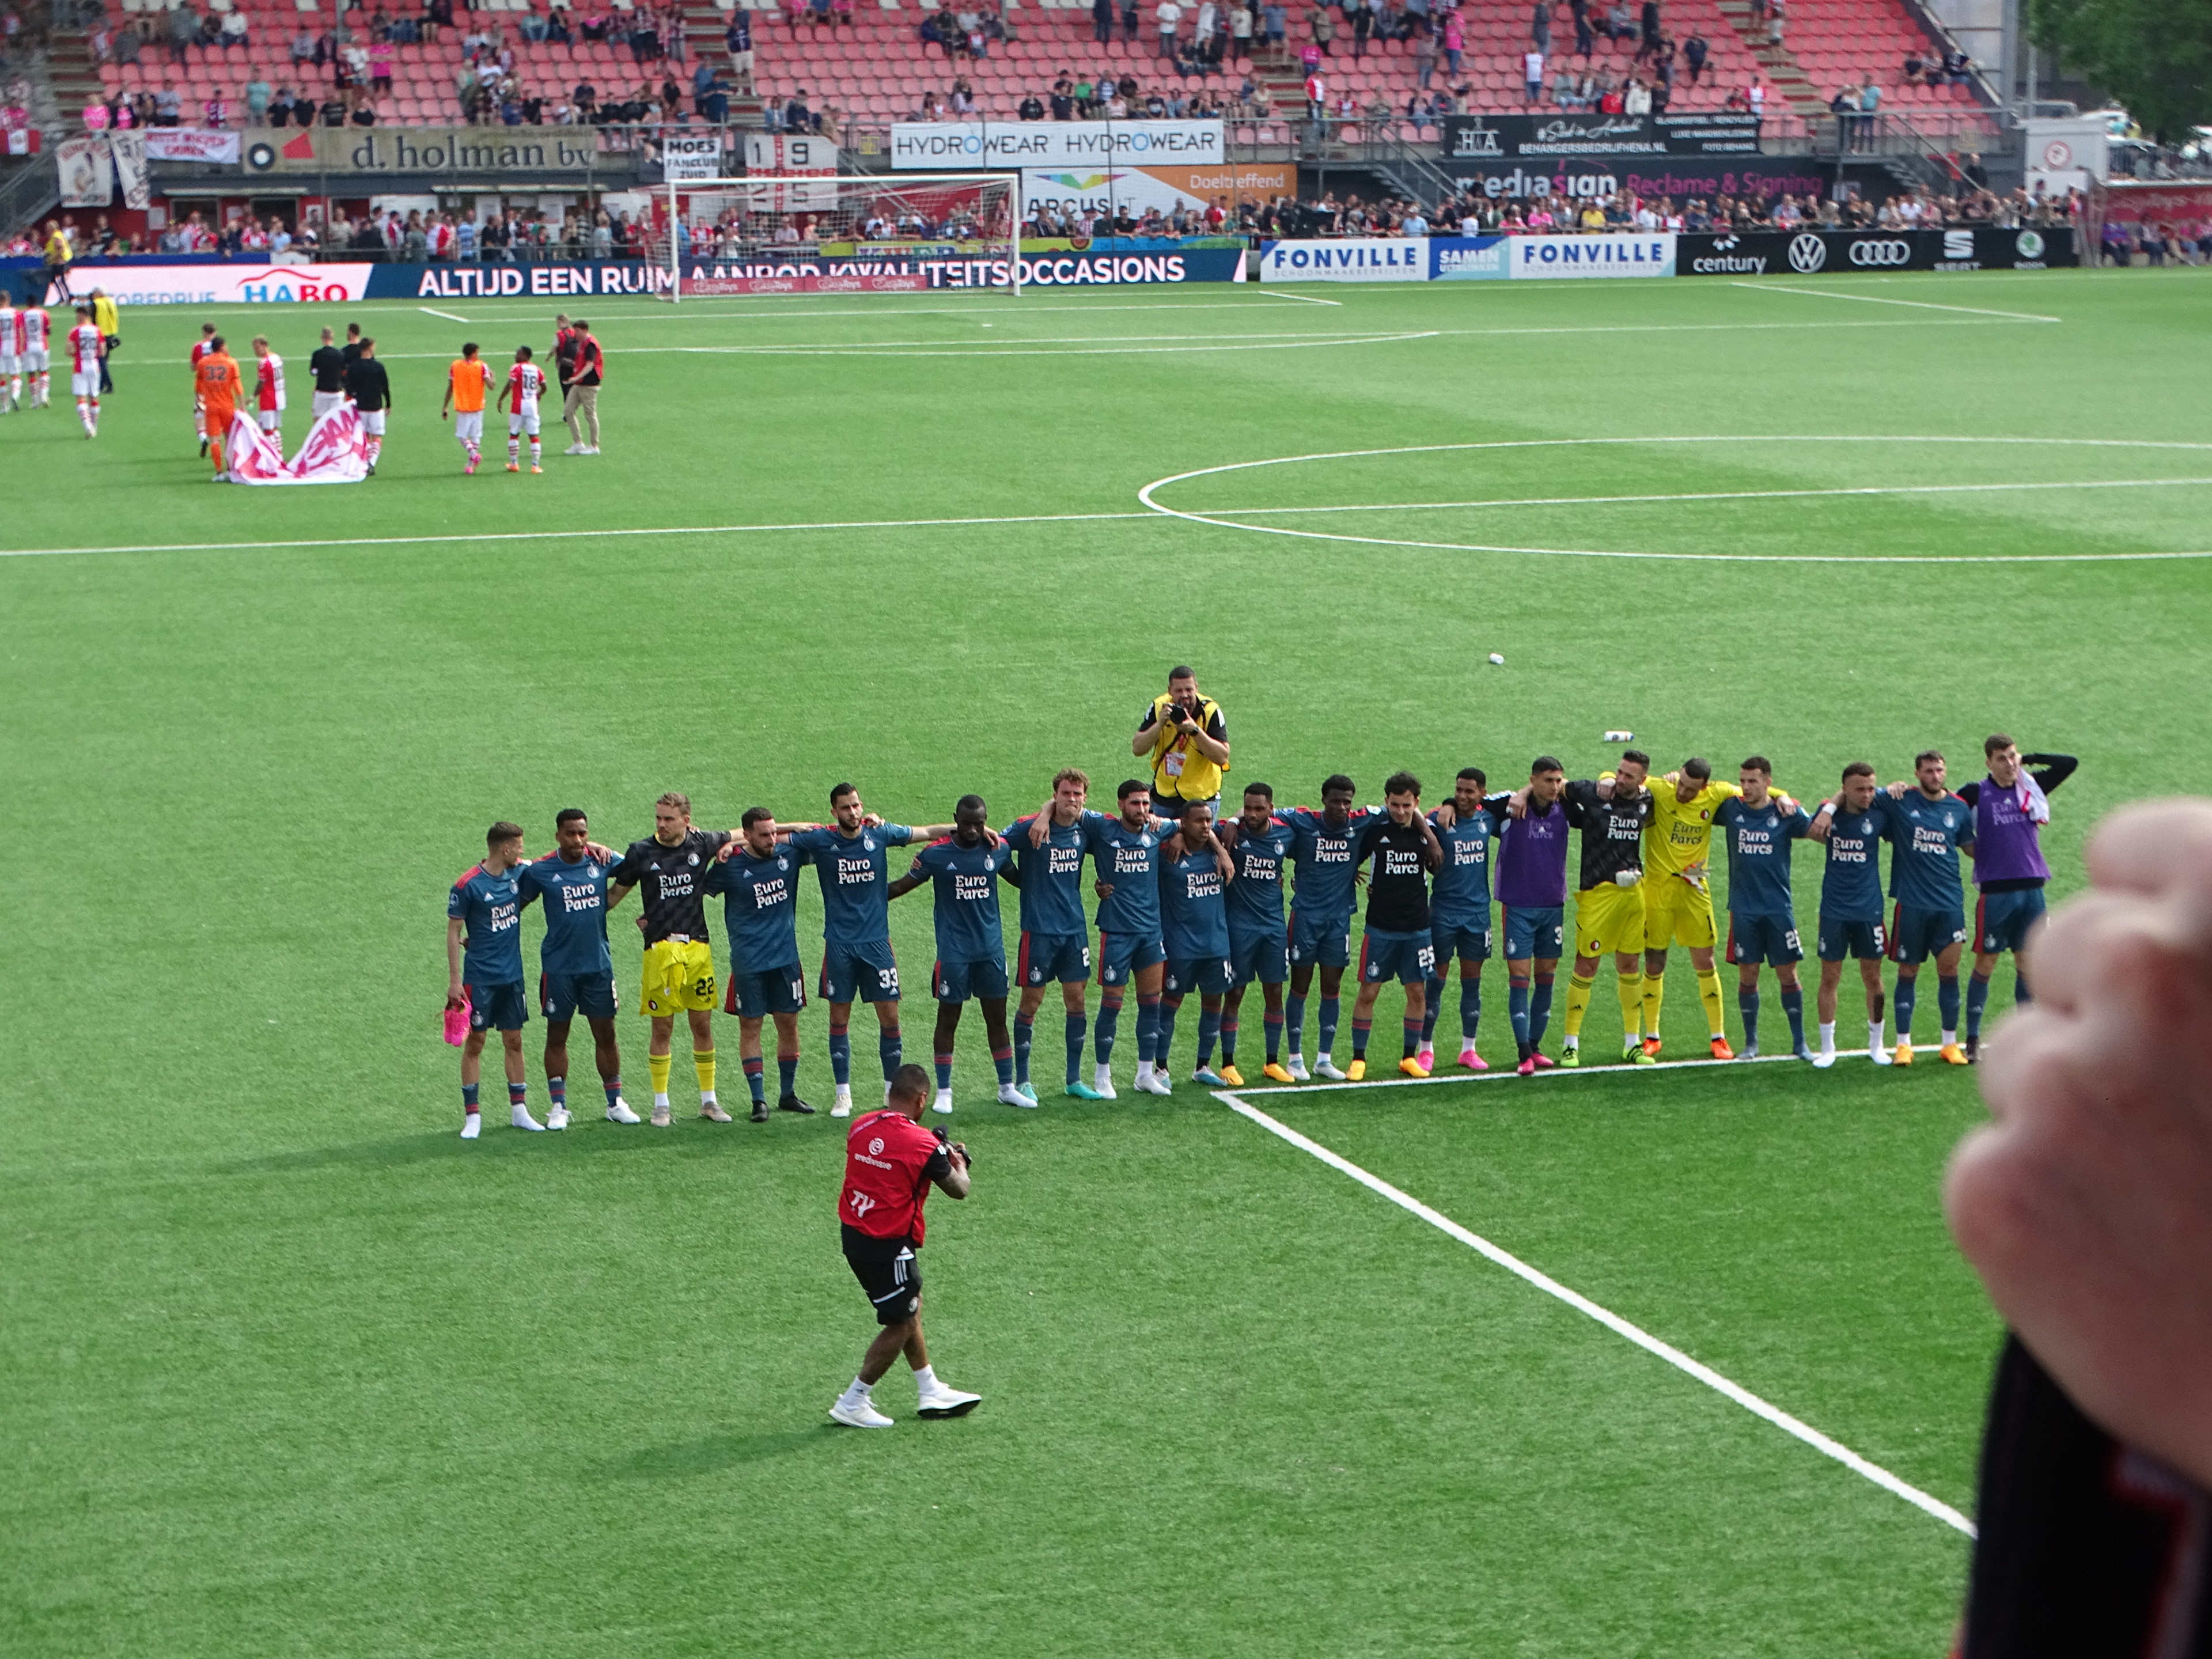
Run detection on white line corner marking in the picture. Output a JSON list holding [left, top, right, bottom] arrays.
[[1217, 1089, 1976, 1537]]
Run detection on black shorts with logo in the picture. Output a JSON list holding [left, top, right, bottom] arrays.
[[842, 1225, 922, 1325]]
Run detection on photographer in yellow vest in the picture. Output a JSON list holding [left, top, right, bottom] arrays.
[[1132, 665, 1231, 810]]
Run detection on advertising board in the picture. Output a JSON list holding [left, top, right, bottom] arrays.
[[1259, 237, 1427, 281], [889, 120, 1225, 170], [1673, 226, 2078, 275], [1440, 112, 1761, 160]]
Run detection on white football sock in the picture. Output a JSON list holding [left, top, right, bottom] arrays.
[[1942, 1028, 1956, 1046], [1869, 1019, 1886, 1050], [912, 1363, 935, 1391], [1818, 1021, 1836, 1054], [653, 1090, 671, 1109], [700, 1089, 717, 1105], [840, 1375, 870, 1403]]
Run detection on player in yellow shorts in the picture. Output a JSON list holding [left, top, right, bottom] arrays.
[[1641, 757, 1794, 1059], [607, 791, 747, 1126], [1560, 753, 1657, 1065]]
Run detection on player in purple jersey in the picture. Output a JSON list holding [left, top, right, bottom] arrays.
[[1496, 757, 1573, 1074], [1955, 734, 2077, 1062]]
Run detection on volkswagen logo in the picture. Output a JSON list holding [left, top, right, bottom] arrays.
[[1848, 238, 1914, 266], [1787, 232, 1827, 273]]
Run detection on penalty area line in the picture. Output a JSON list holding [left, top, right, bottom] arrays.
[[418, 306, 470, 323], [1217, 1088, 1977, 1537], [1727, 282, 2061, 323]]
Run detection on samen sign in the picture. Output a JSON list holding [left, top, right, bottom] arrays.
[[245, 126, 603, 175]]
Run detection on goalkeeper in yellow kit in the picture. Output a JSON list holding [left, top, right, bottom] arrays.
[[1641, 757, 1752, 1059]]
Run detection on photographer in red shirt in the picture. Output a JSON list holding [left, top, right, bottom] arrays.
[[831, 1062, 982, 1427]]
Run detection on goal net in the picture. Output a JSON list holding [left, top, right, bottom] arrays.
[[652, 173, 1020, 300]]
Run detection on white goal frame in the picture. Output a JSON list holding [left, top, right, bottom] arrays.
[[658, 172, 1022, 301]]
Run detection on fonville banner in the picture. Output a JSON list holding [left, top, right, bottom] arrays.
[[243, 126, 603, 176]]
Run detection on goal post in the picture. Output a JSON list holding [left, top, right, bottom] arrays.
[[654, 172, 1021, 301]]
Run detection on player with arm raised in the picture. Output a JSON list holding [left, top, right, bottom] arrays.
[[1419, 768, 1503, 1073], [1641, 757, 1748, 1059], [1804, 762, 1897, 1068], [1953, 734, 2077, 1062], [1557, 752, 1657, 1068], [1157, 800, 1237, 1088], [440, 340, 493, 475], [1497, 757, 1571, 1075], [606, 790, 743, 1125], [446, 820, 542, 1138], [1277, 775, 1378, 1081], [1346, 771, 1444, 1080], [1881, 749, 1975, 1066], [517, 808, 635, 1127], [829, 1062, 980, 1429], [706, 808, 820, 1122], [791, 785, 968, 1117], [1219, 782, 1298, 1085], [497, 344, 546, 474], [1713, 757, 1813, 1060], [888, 794, 1024, 1115], [1069, 780, 1177, 1097], [1003, 768, 1103, 1103]]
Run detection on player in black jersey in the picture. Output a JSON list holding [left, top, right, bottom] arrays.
[[607, 791, 746, 1127], [307, 326, 347, 421], [1559, 754, 1657, 1066], [1346, 772, 1444, 1080]]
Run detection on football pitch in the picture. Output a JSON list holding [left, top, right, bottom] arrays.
[[5, 266, 2210, 1656]]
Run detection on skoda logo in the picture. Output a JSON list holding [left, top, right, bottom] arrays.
[[2016, 229, 2045, 259], [1849, 238, 1914, 267], [1787, 233, 1827, 273]]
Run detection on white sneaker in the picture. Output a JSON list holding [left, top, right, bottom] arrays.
[[546, 1106, 570, 1131], [511, 1104, 546, 1131], [1812, 1050, 1836, 1070], [1739, 1046, 1759, 1062], [1313, 1057, 1348, 1081], [606, 1098, 641, 1124], [915, 1382, 982, 1419], [931, 1089, 955, 1115], [1090, 1065, 1118, 1100], [460, 1112, 482, 1140], [831, 1088, 853, 1118], [1286, 1055, 1311, 1081], [563, 443, 584, 454], [830, 1395, 895, 1429], [1134, 1070, 1173, 1097], [584, 445, 601, 454], [997, 1083, 1036, 1108]]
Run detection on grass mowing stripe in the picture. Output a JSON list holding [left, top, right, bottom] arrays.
[[1218, 1089, 1980, 1537]]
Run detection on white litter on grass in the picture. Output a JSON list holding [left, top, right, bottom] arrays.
[[1488, 653, 1505, 665], [1605, 729, 1635, 742]]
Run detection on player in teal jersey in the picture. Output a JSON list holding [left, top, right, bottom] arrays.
[[889, 794, 1025, 1114], [446, 820, 535, 1139], [1881, 750, 1976, 1066], [1158, 800, 1237, 1088], [1805, 762, 1899, 1068], [1218, 782, 1298, 1085], [1711, 758, 1813, 1060], [1277, 775, 1378, 1081], [787, 783, 968, 1116], [517, 808, 634, 1127], [1003, 767, 1103, 1103], [1420, 768, 1501, 1074], [706, 808, 819, 1122]]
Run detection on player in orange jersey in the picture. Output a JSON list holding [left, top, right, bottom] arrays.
[[194, 334, 243, 479], [189, 321, 217, 454], [441, 340, 493, 475], [497, 344, 547, 474]]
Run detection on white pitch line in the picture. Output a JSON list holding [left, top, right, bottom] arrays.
[[1728, 281, 2061, 323], [1237, 1042, 1922, 1097], [0, 509, 1154, 560], [417, 306, 470, 323], [1202, 475, 2212, 518], [669, 328, 1402, 350], [1219, 1088, 1978, 1537], [1256, 288, 1346, 305], [456, 298, 1373, 323], [659, 331, 1442, 358]]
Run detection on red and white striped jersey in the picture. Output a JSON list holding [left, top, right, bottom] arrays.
[[69, 323, 102, 373], [506, 361, 544, 410], [190, 338, 213, 370], [0, 305, 17, 355], [21, 306, 48, 351], [256, 351, 285, 412]]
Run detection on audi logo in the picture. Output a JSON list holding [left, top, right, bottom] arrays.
[[1787, 233, 1826, 273], [1849, 239, 1915, 267]]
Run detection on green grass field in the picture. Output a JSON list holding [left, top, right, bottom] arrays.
[[5, 265, 2211, 1657]]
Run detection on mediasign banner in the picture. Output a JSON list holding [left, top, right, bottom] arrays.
[[889, 119, 1224, 170], [1441, 112, 1760, 160], [1258, 237, 1427, 282], [1673, 226, 2078, 275], [1447, 154, 1842, 205], [145, 127, 243, 164]]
